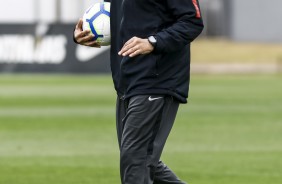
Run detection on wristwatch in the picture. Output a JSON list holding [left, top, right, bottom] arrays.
[[148, 36, 157, 48]]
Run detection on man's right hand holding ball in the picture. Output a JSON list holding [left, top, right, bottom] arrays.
[[74, 18, 101, 48]]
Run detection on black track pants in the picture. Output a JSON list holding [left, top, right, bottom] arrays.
[[116, 95, 186, 184]]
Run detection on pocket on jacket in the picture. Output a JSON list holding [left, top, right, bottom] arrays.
[[119, 54, 159, 90]]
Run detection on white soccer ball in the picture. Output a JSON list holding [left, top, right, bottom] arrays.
[[83, 2, 111, 46]]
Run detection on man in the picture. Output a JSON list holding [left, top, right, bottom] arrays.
[[74, 0, 204, 183]]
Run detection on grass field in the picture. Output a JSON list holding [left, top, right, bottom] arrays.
[[0, 74, 281, 184], [192, 39, 282, 64]]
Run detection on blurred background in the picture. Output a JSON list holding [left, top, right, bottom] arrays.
[[1, 0, 282, 73], [0, 0, 281, 184]]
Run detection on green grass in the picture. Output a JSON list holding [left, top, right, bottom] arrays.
[[0, 74, 281, 184], [192, 39, 282, 63]]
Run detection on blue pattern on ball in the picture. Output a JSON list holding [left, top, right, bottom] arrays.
[[86, 3, 110, 41]]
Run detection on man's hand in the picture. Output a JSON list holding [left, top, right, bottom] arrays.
[[74, 19, 101, 48], [118, 37, 154, 57]]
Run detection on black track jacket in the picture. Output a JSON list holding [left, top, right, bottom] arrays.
[[105, 0, 204, 103]]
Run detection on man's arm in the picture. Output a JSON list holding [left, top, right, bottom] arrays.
[[119, 0, 204, 57], [154, 0, 204, 53]]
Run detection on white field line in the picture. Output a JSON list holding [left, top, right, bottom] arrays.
[[191, 63, 281, 74], [0, 107, 114, 117], [0, 104, 281, 117], [1, 143, 281, 157], [0, 86, 114, 96]]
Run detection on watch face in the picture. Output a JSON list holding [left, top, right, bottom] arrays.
[[149, 36, 157, 44]]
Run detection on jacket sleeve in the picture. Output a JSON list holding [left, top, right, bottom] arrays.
[[154, 0, 204, 53]]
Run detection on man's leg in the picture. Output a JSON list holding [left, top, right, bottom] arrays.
[[116, 96, 127, 149], [116, 95, 186, 184], [153, 161, 185, 184]]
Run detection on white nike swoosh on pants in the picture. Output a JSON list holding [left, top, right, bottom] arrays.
[[148, 96, 163, 101]]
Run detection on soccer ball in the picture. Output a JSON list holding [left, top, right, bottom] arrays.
[[83, 2, 111, 46]]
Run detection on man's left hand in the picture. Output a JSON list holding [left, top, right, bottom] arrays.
[[118, 37, 154, 57]]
